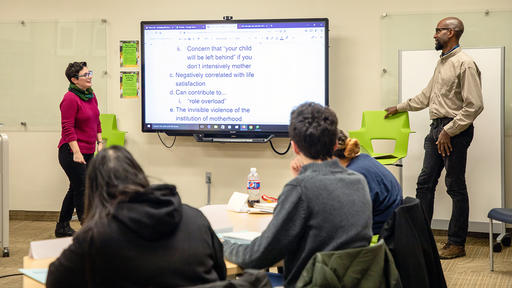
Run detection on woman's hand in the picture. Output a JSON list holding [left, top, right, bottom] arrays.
[[73, 151, 86, 164]]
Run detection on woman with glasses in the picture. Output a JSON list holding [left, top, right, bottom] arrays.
[[55, 62, 102, 237]]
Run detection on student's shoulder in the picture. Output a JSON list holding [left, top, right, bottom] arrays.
[[67, 224, 99, 251], [350, 154, 382, 169], [182, 204, 211, 225], [283, 173, 308, 193], [74, 218, 122, 242], [182, 204, 204, 216]]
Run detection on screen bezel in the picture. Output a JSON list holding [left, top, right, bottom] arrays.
[[140, 18, 329, 137]]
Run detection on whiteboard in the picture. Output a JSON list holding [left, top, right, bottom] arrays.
[[0, 20, 107, 131], [399, 47, 504, 231]]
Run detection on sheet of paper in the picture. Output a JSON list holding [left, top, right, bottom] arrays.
[[121, 71, 139, 98], [220, 231, 261, 244], [29, 237, 72, 259], [19, 268, 48, 284], [227, 192, 249, 212], [120, 41, 138, 67]]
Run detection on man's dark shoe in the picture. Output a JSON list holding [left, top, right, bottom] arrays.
[[55, 222, 75, 238], [439, 243, 466, 259]]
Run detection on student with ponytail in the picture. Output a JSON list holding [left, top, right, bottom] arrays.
[[334, 130, 403, 235]]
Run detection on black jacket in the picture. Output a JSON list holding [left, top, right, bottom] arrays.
[[47, 184, 226, 288], [379, 197, 446, 288]]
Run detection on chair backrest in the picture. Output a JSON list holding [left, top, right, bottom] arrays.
[[99, 114, 126, 147], [379, 197, 446, 288], [296, 239, 401, 288], [349, 111, 412, 164], [99, 114, 118, 131]]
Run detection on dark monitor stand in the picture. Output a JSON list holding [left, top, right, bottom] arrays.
[[193, 133, 275, 143]]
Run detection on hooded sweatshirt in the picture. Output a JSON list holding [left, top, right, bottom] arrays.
[[47, 184, 226, 288]]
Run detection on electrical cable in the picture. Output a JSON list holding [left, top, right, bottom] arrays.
[[0, 273, 23, 279], [157, 132, 177, 149], [269, 139, 291, 155]]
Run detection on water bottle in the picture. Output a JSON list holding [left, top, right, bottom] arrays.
[[247, 168, 261, 207]]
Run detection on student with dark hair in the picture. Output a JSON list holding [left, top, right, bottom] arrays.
[[223, 102, 372, 287], [56, 61, 102, 237], [47, 146, 226, 288], [334, 130, 403, 235]]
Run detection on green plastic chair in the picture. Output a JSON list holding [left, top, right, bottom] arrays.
[[99, 114, 127, 147], [348, 111, 413, 165]]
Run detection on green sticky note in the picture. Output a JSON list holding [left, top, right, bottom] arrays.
[[122, 42, 137, 67], [122, 73, 138, 98]]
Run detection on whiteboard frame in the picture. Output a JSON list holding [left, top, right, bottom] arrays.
[[398, 47, 505, 233]]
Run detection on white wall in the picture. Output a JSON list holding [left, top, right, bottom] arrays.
[[2, 0, 512, 210]]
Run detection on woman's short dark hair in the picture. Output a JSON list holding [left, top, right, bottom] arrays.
[[84, 146, 150, 225], [288, 102, 338, 160], [65, 62, 87, 83]]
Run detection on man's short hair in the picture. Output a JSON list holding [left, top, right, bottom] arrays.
[[289, 102, 338, 160]]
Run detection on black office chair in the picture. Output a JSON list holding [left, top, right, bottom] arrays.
[[488, 208, 512, 271], [379, 197, 447, 288]]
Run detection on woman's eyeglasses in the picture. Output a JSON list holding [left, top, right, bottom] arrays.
[[77, 71, 93, 78]]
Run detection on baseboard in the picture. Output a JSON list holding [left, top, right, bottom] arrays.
[[431, 219, 510, 238], [10, 210, 60, 221]]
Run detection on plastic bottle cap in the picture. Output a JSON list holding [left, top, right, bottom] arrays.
[[250, 168, 257, 172]]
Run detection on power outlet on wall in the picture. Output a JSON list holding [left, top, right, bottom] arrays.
[[205, 172, 212, 184]]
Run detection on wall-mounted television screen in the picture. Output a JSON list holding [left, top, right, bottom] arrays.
[[141, 18, 329, 141]]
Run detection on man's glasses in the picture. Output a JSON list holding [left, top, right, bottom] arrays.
[[435, 27, 452, 34], [77, 71, 93, 78]]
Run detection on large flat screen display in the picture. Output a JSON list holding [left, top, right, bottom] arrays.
[[141, 18, 328, 138]]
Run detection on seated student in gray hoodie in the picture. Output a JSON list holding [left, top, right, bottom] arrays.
[[47, 146, 226, 288], [223, 102, 373, 287]]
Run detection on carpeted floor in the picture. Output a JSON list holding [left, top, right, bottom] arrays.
[[1, 220, 511, 287], [435, 233, 512, 287]]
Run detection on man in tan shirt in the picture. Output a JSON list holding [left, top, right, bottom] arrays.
[[385, 17, 483, 259]]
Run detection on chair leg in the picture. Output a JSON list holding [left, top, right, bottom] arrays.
[[489, 218, 494, 271]]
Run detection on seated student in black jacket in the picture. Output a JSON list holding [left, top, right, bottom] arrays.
[[47, 146, 226, 288]]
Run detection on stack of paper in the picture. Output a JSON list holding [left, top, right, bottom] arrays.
[[226, 192, 249, 213], [253, 202, 277, 213], [220, 231, 261, 244], [29, 237, 72, 259]]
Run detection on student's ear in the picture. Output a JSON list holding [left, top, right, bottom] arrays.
[[291, 141, 301, 156]]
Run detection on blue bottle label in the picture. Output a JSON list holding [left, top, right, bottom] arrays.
[[247, 180, 261, 190]]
